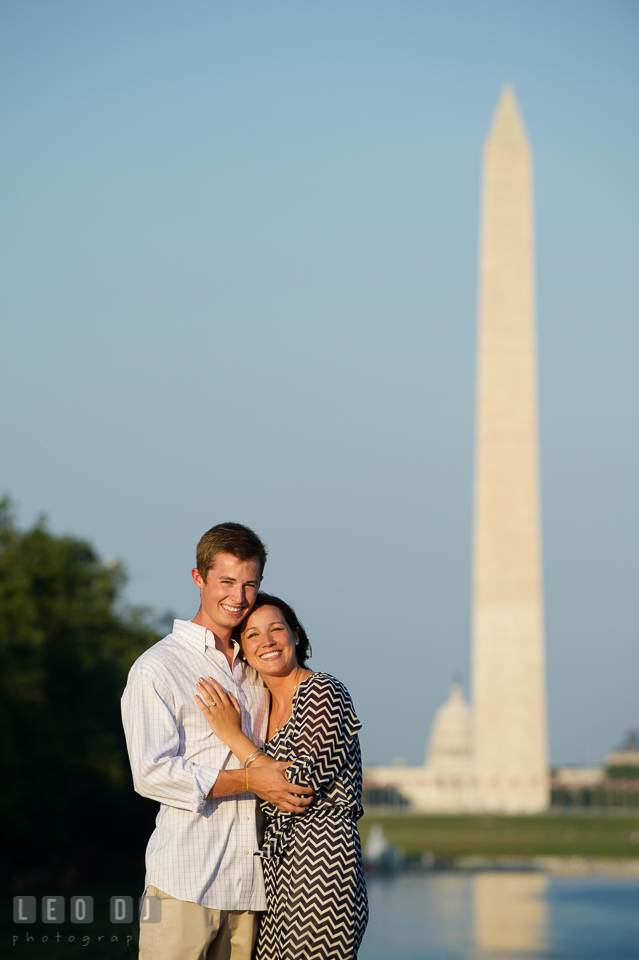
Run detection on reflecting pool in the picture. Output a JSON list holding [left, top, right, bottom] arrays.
[[361, 871, 639, 960]]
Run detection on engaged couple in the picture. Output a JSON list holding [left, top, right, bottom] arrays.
[[122, 522, 368, 960]]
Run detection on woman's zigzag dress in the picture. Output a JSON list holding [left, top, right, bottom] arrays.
[[255, 673, 369, 960]]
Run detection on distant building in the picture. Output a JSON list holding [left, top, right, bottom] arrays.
[[548, 735, 639, 810], [549, 731, 639, 790], [364, 724, 639, 812], [552, 766, 603, 789], [606, 731, 639, 773]]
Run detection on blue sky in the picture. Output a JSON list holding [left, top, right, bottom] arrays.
[[1, 0, 637, 765]]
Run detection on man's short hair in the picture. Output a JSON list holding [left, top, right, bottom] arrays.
[[196, 522, 267, 581]]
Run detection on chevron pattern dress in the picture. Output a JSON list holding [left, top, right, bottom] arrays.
[[255, 672, 368, 960]]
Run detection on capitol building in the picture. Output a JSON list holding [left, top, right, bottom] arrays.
[[363, 684, 639, 812], [363, 682, 479, 812]]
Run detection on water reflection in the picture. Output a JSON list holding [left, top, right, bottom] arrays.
[[365, 871, 472, 958], [474, 872, 547, 957], [361, 871, 639, 960]]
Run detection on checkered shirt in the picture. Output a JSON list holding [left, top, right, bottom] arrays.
[[121, 619, 270, 909]]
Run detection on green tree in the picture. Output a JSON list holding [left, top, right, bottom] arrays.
[[0, 498, 160, 891]]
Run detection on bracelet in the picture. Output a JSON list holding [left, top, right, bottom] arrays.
[[244, 749, 263, 768], [245, 752, 264, 769]]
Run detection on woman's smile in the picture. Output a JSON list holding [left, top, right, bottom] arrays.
[[241, 605, 299, 675]]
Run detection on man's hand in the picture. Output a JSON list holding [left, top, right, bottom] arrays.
[[249, 762, 314, 812], [210, 762, 313, 813]]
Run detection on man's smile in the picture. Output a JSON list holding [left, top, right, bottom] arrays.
[[221, 603, 244, 615]]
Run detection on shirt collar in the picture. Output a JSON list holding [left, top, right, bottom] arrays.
[[171, 618, 241, 658]]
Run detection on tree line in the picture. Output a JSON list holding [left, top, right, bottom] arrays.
[[0, 498, 162, 894]]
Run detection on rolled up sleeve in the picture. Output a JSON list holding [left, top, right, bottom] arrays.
[[122, 670, 219, 812], [284, 677, 362, 792]]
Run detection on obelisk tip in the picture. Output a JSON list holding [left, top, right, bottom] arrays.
[[485, 83, 529, 152]]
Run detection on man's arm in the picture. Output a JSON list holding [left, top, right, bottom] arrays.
[[122, 670, 219, 813], [210, 763, 314, 813], [123, 669, 313, 814]]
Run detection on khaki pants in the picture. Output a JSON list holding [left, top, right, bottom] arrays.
[[139, 886, 260, 960]]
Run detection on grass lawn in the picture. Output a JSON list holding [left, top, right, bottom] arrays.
[[358, 813, 639, 860]]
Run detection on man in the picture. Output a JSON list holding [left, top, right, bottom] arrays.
[[122, 522, 313, 960]]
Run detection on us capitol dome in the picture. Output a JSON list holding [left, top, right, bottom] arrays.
[[426, 682, 473, 773], [363, 683, 478, 812]]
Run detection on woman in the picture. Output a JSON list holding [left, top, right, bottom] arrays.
[[194, 592, 368, 960]]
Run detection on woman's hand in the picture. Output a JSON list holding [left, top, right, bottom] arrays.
[[195, 676, 243, 745]]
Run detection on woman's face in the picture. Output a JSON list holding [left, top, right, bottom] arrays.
[[241, 605, 299, 678]]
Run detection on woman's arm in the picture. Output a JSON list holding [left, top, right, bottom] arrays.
[[194, 677, 275, 768], [284, 675, 362, 792], [193, 678, 314, 812]]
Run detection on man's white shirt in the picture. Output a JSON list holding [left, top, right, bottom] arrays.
[[121, 619, 270, 909]]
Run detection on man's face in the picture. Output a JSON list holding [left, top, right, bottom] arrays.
[[191, 553, 262, 635]]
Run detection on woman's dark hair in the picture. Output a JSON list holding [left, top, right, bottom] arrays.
[[234, 592, 312, 668]]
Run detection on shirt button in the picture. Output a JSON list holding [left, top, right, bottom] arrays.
[[245, 816, 249, 821], [244, 850, 249, 855]]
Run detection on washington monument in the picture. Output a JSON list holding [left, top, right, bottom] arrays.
[[471, 85, 548, 812], [363, 86, 548, 812]]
